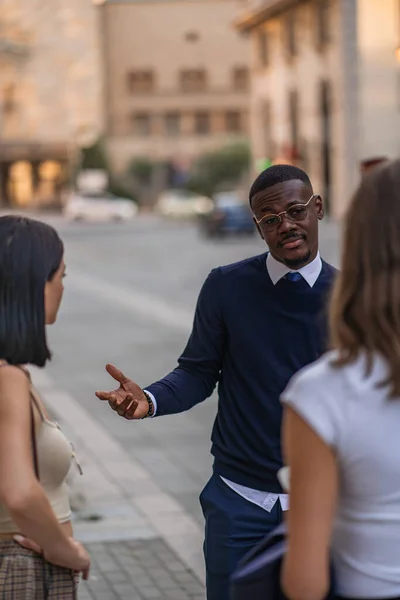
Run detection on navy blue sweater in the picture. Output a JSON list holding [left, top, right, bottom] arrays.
[[147, 253, 337, 492]]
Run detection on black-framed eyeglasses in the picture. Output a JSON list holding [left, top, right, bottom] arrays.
[[254, 194, 318, 231]]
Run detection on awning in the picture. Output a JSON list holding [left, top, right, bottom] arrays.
[[0, 142, 69, 162], [234, 0, 303, 31]]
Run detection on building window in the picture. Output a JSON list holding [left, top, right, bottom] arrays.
[[225, 111, 242, 133], [288, 90, 299, 149], [284, 13, 297, 59], [165, 112, 181, 136], [320, 80, 332, 212], [127, 70, 154, 94], [180, 69, 207, 93], [132, 113, 151, 136], [233, 67, 249, 91], [2, 83, 16, 113], [194, 111, 210, 134], [261, 99, 273, 158], [315, 0, 331, 49], [258, 30, 269, 67], [184, 30, 200, 43]]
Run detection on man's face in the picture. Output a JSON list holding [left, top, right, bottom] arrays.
[[251, 179, 324, 269]]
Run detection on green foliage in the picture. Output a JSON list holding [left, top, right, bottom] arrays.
[[80, 139, 110, 171], [74, 139, 137, 203], [186, 143, 250, 197], [108, 178, 137, 203], [127, 157, 154, 184]]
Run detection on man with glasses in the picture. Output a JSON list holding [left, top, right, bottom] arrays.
[[96, 164, 337, 600]]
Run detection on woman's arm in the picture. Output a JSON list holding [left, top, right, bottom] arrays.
[[281, 406, 338, 600], [0, 366, 88, 571]]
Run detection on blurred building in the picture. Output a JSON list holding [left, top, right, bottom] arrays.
[[0, 1, 103, 208], [101, 0, 251, 175], [235, 0, 400, 218]]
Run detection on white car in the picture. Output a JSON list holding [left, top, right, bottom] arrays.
[[64, 191, 138, 222], [156, 189, 212, 218]]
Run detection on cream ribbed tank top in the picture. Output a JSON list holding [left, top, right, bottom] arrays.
[[0, 364, 76, 533]]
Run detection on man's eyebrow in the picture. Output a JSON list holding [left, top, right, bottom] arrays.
[[259, 199, 300, 213], [259, 205, 275, 214]]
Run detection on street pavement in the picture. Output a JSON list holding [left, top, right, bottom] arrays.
[[25, 213, 340, 599]]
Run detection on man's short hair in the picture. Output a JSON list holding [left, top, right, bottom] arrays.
[[249, 164, 312, 206]]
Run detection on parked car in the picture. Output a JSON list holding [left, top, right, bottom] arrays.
[[64, 191, 138, 222], [199, 191, 255, 238], [156, 189, 213, 218]]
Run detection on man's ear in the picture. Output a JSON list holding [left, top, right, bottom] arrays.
[[315, 195, 324, 220]]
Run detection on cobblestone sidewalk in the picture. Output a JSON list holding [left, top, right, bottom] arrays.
[[30, 367, 206, 600], [79, 539, 204, 600]]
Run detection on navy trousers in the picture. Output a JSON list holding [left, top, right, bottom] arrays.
[[200, 473, 284, 600]]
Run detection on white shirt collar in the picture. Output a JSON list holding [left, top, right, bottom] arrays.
[[266, 251, 322, 287]]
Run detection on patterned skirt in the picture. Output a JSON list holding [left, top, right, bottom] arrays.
[[0, 540, 78, 599]]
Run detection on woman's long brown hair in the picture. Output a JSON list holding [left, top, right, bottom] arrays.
[[330, 159, 400, 396]]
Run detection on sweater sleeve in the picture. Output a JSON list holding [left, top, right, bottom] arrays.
[[145, 268, 226, 416]]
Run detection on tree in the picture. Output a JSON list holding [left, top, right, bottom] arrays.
[[127, 157, 154, 185], [79, 139, 110, 171], [186, 142, 250, 197]]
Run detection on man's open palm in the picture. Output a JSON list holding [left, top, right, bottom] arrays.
[[95, 364, 149, 419]]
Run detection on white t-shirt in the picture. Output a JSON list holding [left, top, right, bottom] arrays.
[[282, 350, 400, 599]]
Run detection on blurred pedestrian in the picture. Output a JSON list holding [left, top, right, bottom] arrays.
[[281, 159, 400, 600], [0, 216, 90, 598], [96, 164, 337, 600]]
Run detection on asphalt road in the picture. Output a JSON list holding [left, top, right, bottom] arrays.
[[40, 214, 340, 525]]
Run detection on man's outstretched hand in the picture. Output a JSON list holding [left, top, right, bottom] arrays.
[[95, 364, 149, 419]]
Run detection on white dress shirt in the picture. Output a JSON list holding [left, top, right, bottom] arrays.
[[146, 251, 323, 512], [266, 250, 322, 287]]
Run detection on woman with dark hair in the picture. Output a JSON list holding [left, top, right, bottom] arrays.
[[0, 216, 90, 597], [280, 159, 400, 600]]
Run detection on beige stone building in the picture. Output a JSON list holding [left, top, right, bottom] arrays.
[[235, 0, 400, 218], [0, 0, 103, 207], [101, 0, 251, 174]]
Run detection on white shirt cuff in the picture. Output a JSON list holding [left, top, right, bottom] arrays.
[[143, 389, 157, 417]]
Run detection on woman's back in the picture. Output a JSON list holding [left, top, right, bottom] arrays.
[[283, 350, 400, 598]]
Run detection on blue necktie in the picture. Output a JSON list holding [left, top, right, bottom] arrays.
[[286, 271, 303, 282]]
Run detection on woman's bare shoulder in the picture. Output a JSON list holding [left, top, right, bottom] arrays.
[[0, 364, 31, 403]]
